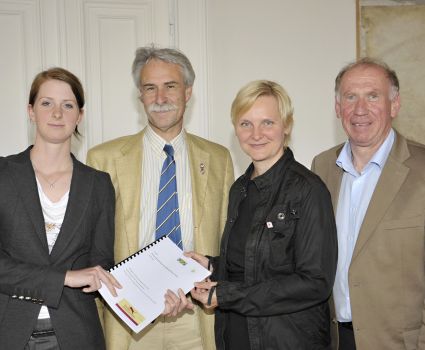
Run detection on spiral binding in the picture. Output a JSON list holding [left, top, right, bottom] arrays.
[[109, 236, 167, 271]]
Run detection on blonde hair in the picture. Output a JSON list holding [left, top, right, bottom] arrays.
[[231, 80, 294, 147]]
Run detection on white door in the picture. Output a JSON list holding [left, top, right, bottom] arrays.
[[0, 0, 173, 160]]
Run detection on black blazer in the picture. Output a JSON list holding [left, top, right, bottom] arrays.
[[0, 147, 115, 350]]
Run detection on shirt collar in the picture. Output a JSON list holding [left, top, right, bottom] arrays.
[[336, 128, 395, 175], [144, 125, 186, 156]]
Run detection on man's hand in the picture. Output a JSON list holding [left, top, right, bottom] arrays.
[[162, 288, 194, 317]]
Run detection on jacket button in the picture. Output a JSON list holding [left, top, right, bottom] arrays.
[[277, 212, 285, 220], [11, 295, 17, 299], [18, 295, 24, 300]]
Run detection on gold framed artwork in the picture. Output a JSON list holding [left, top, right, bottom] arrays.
[[357, 0, 425, 145]]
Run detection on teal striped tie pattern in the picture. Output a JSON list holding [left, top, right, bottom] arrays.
[[155, 144, 183, 249]]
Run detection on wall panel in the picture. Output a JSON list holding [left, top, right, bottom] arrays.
[[0, 1, 42, 156]]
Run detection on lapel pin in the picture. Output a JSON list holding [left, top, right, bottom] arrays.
[[277, 212, 286, 220], [200, 163, 205, 175]]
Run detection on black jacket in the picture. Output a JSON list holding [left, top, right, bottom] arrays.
[[211, 148, 337, 350], [0, 147, 115, 350]]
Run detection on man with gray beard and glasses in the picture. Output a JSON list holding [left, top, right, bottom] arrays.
[[87, 46, 234, 350]]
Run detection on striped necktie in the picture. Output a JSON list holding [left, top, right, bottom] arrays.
[[155, 144, 183, 249]]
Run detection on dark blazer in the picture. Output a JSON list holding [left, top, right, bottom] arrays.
[[0, 147, 115, 350]]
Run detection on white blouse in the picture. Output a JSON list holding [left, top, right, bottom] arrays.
[[35, 177, 69, 319]]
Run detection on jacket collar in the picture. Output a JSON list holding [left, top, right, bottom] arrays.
[[8, 146, 47, 252], [115, 130, 144, 254], [186, 133, 210, 230], [352, 131, 410, 261], [113, 129, 212, 253], [324, 145, 345, 213], [8, 146, 94, 260], [50, 154, 93, 260], [239, 147, 295, 192]]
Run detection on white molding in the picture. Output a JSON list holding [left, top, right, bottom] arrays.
[[39, 0, 61, 66], [62, 0, 87, 158], [176, 0, 209, 139], [83, 0, 170, 151], [168, 0, 178, 47], [0, 0, 172, 158], [0, 0, 42, 154], [83, 0, 153, 147]]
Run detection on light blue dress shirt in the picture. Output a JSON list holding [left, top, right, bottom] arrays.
[[333, 129, 395, 322]]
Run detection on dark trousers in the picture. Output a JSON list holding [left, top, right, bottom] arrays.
[[338, 322, 356, 350], [24, 318, 60, 350]]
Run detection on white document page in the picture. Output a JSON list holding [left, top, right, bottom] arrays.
[[99, 237, 211, 333]]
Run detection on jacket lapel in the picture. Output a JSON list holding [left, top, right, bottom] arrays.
[[9, 149, 48, 252], [187, 134, 209, 230], [327, 146, 344, 214], [50, 157, 91, 260], [115, 132, 144, 254], [352, 133, 410, 261]]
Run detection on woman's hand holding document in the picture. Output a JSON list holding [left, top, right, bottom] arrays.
[[98, 236, 211, 333]]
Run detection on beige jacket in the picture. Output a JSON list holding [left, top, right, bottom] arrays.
[[312, 131, 425, 350], [87, 128, 234, 350]]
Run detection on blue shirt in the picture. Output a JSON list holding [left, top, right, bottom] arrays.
[[333, 129, 395, 322]]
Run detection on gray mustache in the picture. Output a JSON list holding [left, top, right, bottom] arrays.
[[148, 103, 177, 113]]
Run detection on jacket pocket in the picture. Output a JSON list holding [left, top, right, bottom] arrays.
[[403, 327, 420, 350], [381, 214, 423, 230], [265, 204, 300, 267]]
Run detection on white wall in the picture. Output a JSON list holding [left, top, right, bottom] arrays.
[[0, 0, 356, 176], [205, 0, 356, 175], [0, 0, 171, 160]]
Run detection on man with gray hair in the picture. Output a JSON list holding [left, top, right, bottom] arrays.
[[87, 46, 234, 350], [312, 57, 425, 350]]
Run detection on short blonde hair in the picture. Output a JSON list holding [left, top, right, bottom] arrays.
[[231, 80, 294, 147]]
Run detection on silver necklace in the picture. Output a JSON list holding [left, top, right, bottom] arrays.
[[34, 167, 72, 189]]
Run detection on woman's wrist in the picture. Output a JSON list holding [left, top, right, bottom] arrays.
[[207, 285, 216, 306]]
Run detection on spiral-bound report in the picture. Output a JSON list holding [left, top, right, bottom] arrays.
[[98, 236, 211, 333]]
